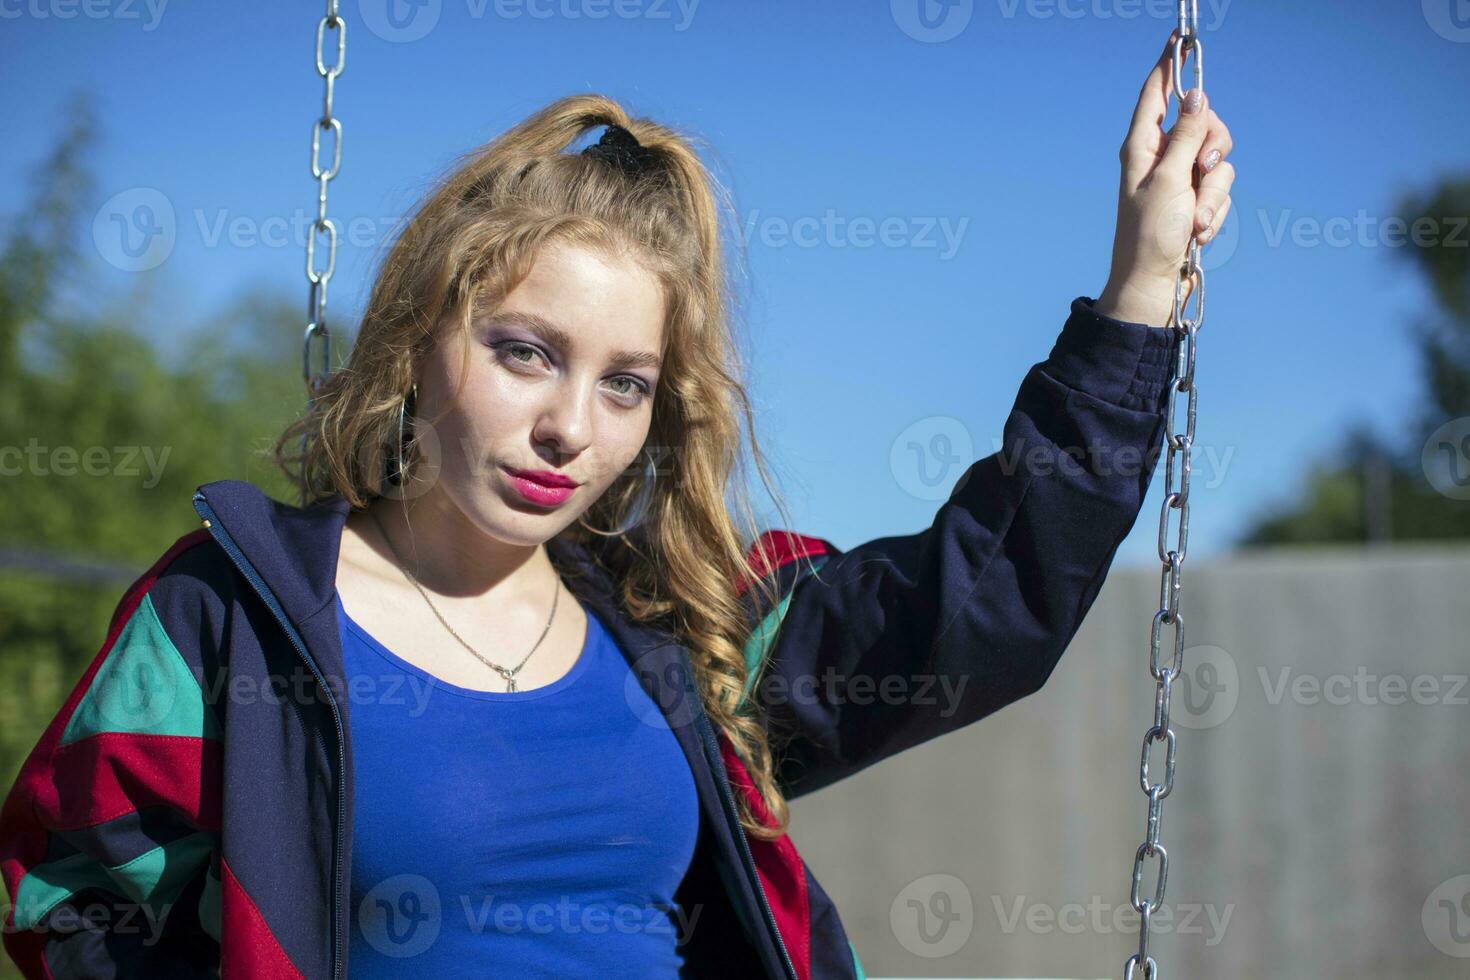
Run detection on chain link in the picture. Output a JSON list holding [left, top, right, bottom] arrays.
[[1122, 3, 1207, 978], [297, 2, 345, 503], [304, 0, 344, 401]]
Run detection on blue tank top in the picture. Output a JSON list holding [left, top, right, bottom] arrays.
[[334, 590, 700, 977]]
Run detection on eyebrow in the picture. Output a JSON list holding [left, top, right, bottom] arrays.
[[487, 310, 663, 372]]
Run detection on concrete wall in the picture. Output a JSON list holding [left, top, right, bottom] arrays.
[[786, 544, 1470, 979]]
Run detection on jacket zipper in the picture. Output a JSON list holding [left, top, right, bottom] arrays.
[[192, 493, 346, 980], [690, 696, 799, 980]]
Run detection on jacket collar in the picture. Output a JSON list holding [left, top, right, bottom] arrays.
[[190, 478, 691, 707], [193, 478, 616, 625]]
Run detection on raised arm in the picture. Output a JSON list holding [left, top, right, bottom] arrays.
[[737, 295, 1179, 799], [738, 31, 1237, 800]]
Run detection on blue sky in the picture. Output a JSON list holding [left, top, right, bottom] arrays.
[[3, 1, 1468, 568]]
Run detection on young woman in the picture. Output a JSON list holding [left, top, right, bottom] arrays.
[[1, 33, 1233, 980]]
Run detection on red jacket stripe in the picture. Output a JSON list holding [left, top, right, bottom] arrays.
[[36, 732, 222, 832], [719, 732, 812, 980], [738, 530, 831, 598], [220, 857, 306, 979]]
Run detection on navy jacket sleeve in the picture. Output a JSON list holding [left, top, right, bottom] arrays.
[[739, 295, 1180, 800]]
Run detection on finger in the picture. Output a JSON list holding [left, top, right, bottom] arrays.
[[1122, 31, 1178, 175], [1198, 196, 1231, 244], [1194, 160, 1235, 243], [1158, 85, 1212, 183], [1125, 31, 1177, 142], [1198, 109, 1233, 174]]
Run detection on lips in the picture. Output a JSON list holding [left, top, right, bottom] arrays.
[[503, 467, 579, 507], [507, 468, 580, 489]]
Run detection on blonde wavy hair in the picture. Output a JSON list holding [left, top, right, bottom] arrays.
[[275, 93, 805, 841]]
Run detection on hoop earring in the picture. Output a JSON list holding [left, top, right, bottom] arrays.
[[577, 446, 657, 538], [393, 383, 418, 487]]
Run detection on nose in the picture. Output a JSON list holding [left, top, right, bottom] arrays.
[[530, 382, 594, 466]]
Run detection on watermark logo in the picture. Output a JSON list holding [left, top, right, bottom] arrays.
[[981, 433, 1233, 489], [482, 0, 700, 30], [993, 894, 1232, 946], [622, 648, 701, 730], [994, 0, 1231, 29], [753, 668, 972, 718], [93, 188, 175, 272], [1259, 666, 1468, 708], [891, 0, 974, 42], [891, 416, 974, 503], [459, 895, 699, 937], [737, 209, 970, 260], [1423, 0, 1470, 42], [1258, 209, 1469, 252], [1169, 644, 1238, 730], [360, 0, 700, 38], [359, 0, 443, 43], [359, 874, 443, 957], [1146, 205, 1469, 279], [891, 872, 974, 958], [1423, 874, 1470, 957], [94, 634, 180, 732], [0, 440, 172, 488], [1148, 186, 1241, 276], [2, 899, 174, 946], [1421, 417, 1470, 500], [92, 187, 410, 272], [0, 0, 168, 30]]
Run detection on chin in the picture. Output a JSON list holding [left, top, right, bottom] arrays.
[[479, 492, 576, 546]]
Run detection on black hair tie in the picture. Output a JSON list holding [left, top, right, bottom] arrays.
[[581, 124, 658, 178]]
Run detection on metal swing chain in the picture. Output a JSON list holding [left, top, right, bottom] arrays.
[[1123, 2, 1205, 979], [305, 0, 345, 406]]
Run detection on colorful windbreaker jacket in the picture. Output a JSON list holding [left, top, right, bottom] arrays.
[[1, 296, 1179, 979]]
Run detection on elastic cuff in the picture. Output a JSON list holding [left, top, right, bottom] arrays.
[[1040, 296, 1180, 412]]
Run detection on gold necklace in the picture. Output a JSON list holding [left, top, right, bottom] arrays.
[[368, 506, 559, 693]]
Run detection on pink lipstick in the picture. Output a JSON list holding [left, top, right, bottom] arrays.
[[503, 467, 579, 507]]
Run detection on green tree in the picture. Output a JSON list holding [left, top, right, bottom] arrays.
[[0, 91, 331, 943]]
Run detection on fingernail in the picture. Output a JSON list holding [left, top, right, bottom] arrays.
[[1203, 148, 1221, 171], [1199, 207, 1214, 228], [1183, 88, 1204, 114], [1198, 225, 1215, 244]]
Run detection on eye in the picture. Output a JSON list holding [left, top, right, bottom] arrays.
[[495, 340, 651, 404], [495, 341, 546, 368], [607, 376, 652, 403]]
